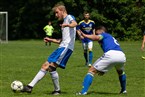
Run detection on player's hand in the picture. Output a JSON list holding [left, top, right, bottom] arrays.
[[79, 35, 84, 39], [141, 44, 144, 51], [44, 37, 51, 42], [80, 31, 86, 37]]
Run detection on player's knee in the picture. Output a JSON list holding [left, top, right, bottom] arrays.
[[88, 67, 104, 76], [88, 67, 97, 75], [84, 49, 87, 53], [41, 65, 56, 72], [41, 62, 57, 72], [48, 65, 56, 72], [88, 48, 92, 51], [42, 63, 49, 70], [97, 70, 105, 76], [117, 70, 124, 76]]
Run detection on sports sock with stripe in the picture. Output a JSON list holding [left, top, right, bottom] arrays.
[[84, 52, 88, 64], [119, 73, 126, 92], [28, 69, 47, 87], [89, 51, 93, 64], [50, 71, 60, 91], [81, 72, 94, 94]]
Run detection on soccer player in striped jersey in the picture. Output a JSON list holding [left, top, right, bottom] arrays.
[[76, 26, 127, 95], [76, 12, 95, 67], [21, 3, 77, 95]]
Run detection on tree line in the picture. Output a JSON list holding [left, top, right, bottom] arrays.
[[0, 0, 145, 40]]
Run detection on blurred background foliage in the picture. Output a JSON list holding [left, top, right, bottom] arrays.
[[0, 0, 145, 40]]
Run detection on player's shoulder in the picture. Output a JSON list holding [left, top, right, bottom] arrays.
[[89, 20, 95, 24], [100, 32, 107, 36], [44, 25, 49, 28], [67, 14, 75, 19], [78, 20, 85, 25]]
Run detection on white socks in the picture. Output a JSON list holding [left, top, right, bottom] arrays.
[[28, 69, 47, 87], [50, 71, 60, 91], [28, 69, 60, 91]]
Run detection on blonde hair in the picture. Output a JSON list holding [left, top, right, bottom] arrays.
[[52, 3, 66, 12]]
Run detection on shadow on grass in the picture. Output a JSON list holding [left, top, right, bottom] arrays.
[[88, 91, 120, 95], [44, 91, 68, 95]]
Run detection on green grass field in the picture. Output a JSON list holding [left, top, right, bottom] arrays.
[[0, 40, 145, 97]]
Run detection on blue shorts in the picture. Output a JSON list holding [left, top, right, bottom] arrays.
[[48, 47, 73, 69]]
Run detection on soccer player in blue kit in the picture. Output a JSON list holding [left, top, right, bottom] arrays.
[[76, 26, 127, 95], [77, 12, 95, 67], [21, 3, 77, 95]]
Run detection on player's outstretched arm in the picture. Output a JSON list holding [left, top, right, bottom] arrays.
[[61, 20, 77, 28], [76, 30, 84, 39], [141, 43, 144, 51], [69, 20, 77, 27], [44, 37, 62, 44], [80, 32, 101, 41]]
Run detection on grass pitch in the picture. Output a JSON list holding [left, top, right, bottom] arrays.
[[0, 40, 145, 97]]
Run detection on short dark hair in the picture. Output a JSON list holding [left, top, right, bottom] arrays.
[[95, 26, 107, 32], [83, 11, 89, 15]]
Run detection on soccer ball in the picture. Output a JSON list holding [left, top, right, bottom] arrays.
[[11, 80, 23, 92]]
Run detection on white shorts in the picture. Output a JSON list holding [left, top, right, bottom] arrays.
[[93, 50, 126, 73], [82, 41, 93, 50]]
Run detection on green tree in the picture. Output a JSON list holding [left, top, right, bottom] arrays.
[[0, 0, 144, 40]]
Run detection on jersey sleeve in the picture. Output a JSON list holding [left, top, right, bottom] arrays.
[[76, 25, 80, 30], [52, 26, 54, 31], [68, 15, 76, 23], [92, 22, 95, 29], [98, 35, 104, 40], [43, 26, 47, 30], [76, 21, 83, 30], [90, 20, 95, 29], [99, 33, 106, 40]]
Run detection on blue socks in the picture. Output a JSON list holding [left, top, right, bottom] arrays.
[[84, 51, 93, 65], [80, 72, 126, 94], [89, 51, 93, 64], [119, 73, 126, 92], [81, 73, 94, 94], [84, 52, 88, 64]]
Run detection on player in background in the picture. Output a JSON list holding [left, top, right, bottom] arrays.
[[43, 21, 54, 46], [76, 26, 127, 95], [21, 3, 77, 95], [76, 12, 95, 67], [141, 30, 145, 59]]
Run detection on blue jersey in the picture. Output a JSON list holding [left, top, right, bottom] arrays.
[[98, 32, 122, 53], [77, 20, 95, 43]]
